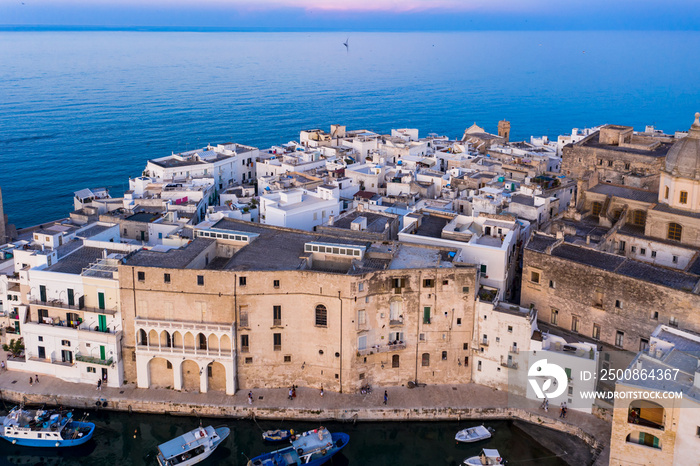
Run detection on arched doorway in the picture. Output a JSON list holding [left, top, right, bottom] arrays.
[[207, 362, 226, 392], [181, 360, 200, 392], [148, 357, 173, 389]]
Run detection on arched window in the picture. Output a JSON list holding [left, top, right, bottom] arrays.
[[198, 333, 207, 350], [421, 353, 430, 367], [591, 202, 603, 217], [667, 223, 682, 242], [163, 331, 172, 348], [626, 431, 661, 449], [632, 210, 646, 227], [138, 329, 147, 346], [628, 400, 665, 430], [315, 305, 328, 327], [392, 355, 400, 368]]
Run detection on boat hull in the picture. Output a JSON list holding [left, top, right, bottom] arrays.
[[248, 431, 349, 466], [0, 421, 95, 448], [156, 426, 229, 466]]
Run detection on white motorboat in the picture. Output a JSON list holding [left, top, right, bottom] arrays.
[[156, 425, 229, 466], [463, 448, 505, 465], [455, 425, 494, 443]]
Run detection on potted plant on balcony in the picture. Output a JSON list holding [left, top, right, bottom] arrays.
[[3, 338, 24, 359]]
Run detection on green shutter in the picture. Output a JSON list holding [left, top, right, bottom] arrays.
[[98, 315, 107, 332], [100, 345, 106, 361], [98, 292, 105, 310], [565, 368, 572, 380], [480, 264, 487, 273], [423, 307, 431, 324], [67, 289, 74, 306], [40, 285, 46, 302]]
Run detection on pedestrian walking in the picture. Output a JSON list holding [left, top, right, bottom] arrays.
[[97, 379, 102, 391], [35, 374, 39, 384], [1, 361, 6, 371], [248, 391, 253, 404], [559, 402, 565, 418], [319, 385, 324, 397], [29, 377, 33, 386], [288, 388, 294, 400], [383, 390, 388, 405], [562, 402, 567, 419], [544, 399, 549, 412]]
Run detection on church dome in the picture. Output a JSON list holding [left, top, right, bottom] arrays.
[[665, 113, 700, 179]]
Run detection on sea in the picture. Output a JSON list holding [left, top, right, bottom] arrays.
[[0, 409, 570, 465], [1, 30, 700, 228]]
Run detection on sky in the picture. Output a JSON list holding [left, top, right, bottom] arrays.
[[1, 0, 700, 30]]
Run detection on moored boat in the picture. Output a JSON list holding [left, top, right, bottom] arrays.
[[156, 425, 230, 466], [262, 428, 294, 443], [247, 426, 348, 466], [455, 425, 494, 443], [0, 406, 95, 447], [463, 448, 505, 465]]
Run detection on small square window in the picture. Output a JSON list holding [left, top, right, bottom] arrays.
[[423, 279, 434, 288], [456, 318, 462, 325], [549, 280, 555, 288], [137, 271, 145, 281], [164, 273, 171, 283], [495, 337, 500, 343], [358, 282, 364, 292], [273, 280, 280, 288], [245, 357, 253, 364], [197, 275, 204, 286], [419, 333, 425, 341], [462, 286, 470, 293], [630, 246, 636, 253], [507, 326, 513, 333], [38, 336, 43, 342], [284, 355, 291, 363], [530, 271, 540, 283], [669, 316, 679, 328], [442, 280, 449, 285], [239, 276, 247, 286], [615, 300, 622, 309], [652, 311, 659, 320], [640, 248, 646, 255], [442, 351, 447, 360], [672, 255, 678, 264], [651, 251, 657, 258]]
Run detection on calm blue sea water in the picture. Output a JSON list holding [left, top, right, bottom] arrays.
[[1, 30, 700, 228]]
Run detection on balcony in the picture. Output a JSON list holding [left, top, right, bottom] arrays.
[[480, 338, 489, 346], [9, 312, 19, 320], [30, 298, 84, 311], [389, 319, 404, 326], [358, 342, 406, 356], [509, 347, 520, 354], [135, 318, 232, 334], [76, 354, 113, 366], [273, 319, 282, 327], [501, 361, 519, 369], [136, 343, 234, 359]]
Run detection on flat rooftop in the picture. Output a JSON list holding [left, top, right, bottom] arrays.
[[414, 215, 451, 239], [587, 183, 658, 204], [579, 132, 673, 157], [330, 211, 395, 233]]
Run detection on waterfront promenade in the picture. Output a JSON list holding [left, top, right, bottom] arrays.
[[0, 370, 610, 465]]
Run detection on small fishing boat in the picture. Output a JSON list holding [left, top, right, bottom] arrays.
[[156, 425, 230, 466], [455, 425, 494, 443], [247, 427, 348, 466], [463, 448, 505, 465], [0, 406, 95, 447], [262, 428, 294, 443]]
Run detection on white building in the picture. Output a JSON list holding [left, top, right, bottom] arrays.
[[259, 186, 341, 231]]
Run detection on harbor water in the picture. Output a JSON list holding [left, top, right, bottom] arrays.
[[0, 409, 568, 465]]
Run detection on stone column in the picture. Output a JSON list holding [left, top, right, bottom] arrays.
[[199, 362, 208, 393], [173, 359, 183, 391]]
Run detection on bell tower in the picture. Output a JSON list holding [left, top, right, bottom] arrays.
[[498, 120, 511, 143]]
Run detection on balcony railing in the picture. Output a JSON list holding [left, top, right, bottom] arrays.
[[389, 319, 404, 326], [29, 319, 119, 335], [30, 298, 83, 311], [135, 343, 234, 359], [273, 319, 282, 326], [9, 312, 18, 320], [501, 361, 519, 369], [481, 338, 489, 346], [76, 354, 113, 366], [358, 342, 406, 356], [509, 347, 520, 354]]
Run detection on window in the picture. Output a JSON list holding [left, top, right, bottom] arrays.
[[549, 280, 555, 288], [651, 250, 657, 258], [624, 162, 630, 170], [197, 275, 204, 286], [137, 271, 145, 281], [618, 240, 626, 252], [463, 343, 469, 350], [167, 361, 173, 369], [456, 318, 462, 325], [422, 353, 430, 367], [530, 271, 540, 283], [357, 310, 366, 326], [358, 282, 364, 292], [273, 280, 280, 288], [462, 286, 470, 293], [631, 246, 636, 253], [239, 306, 249, 328], [672, 255, 678, 264], [392, 355, 400, 368], [607, 160, 613, 167], [652, 311, 659, 320], [669, 316, 679, 328], [480, 264, 487, 274], [442, 351, 447, 361], [592, 323, 600, 340], [640, 338, 649, 351], [61, 339, 70, 346], [423, 306, 431, 324], [571, 316, 579, 333], [241, 335, 249, 352], [550, 309, 558, 325], [640, 248, 646, 255], [680, 191, 688, 204], [477, 360, 482, 371], [664, 186, 669, 199], [591, 202, 603, 216], [392, 278, 404, 289], [615, 300, 622, 309], [207, 365, 213, 377], [315, 305, 328, 327], [87, 367, 96, 373], [390, 300, 402, 323], [597, 159, 603, 165], [632, 210, 646, 226], [273, 333, 282, 351], [442, 280, 449, 285], [423, 279, 434, 288], [667, 223, 682, 242], [239, 276, 247, 286], [245, 357, 253, 364], [38, 336, 43, 342], [284, 355, 291, 363], [419, 333, 425, 341], [507, 326, 513, 333], [164, 273, 171, 283], [615, 330, 624, 348], [273, 305, 282, 326]]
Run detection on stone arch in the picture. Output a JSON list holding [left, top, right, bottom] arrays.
[[181, 360, 200, 392], [160, 330, 172, 348], [208, 334, 219, 352], [197, 332, 207, 350], [315, 304, 328, 327], [625, 431, 661, 449], [137, 328, 148, 346], [184, 332, 195, 350], [207, 362, 226, 392], [172, 331, 183, 349], [148, 357, 173, 389], [220, 334, 232, 354], [148, 330, 159, 348]]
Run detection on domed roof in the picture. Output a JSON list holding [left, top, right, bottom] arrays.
[[665, 113, 700, 179]]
